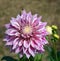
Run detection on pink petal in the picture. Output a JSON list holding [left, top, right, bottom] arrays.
[[23, 40, 30, 48], [13, 38, 19, 44], [26, 53, 30, 59], [12, 41, 18, 49], [5, 29, 20, 36], [39, 22, 47, 29], [23, 47, 27, 54], [21, 10, 27, 20], [19, 40, 23, 46], [42, 30, 48, 36], [40, 37, 48, 45], [32, 16, 42, 27], [30, 40, 35, 48], [39, 45, 45, 51], [16, 14, 21, 20], [32, 19, 39, 27], [3, 39, 8, 41], [25, 50, 30, 59], [10, 19, 20, 30], [19, 50, 23, 58], [32, 14, 37, 23], [19, 54, 23, 58], [5, 41, 13, 45], [38, 16, 42, 21], [15, 47, 20, 53], [29, 47, 35, 57], [32, 38, 40, 46], [26, 12, 32, 23], [5, 23, 11, 29]]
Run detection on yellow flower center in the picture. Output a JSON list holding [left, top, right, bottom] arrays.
[[23, 26, 32, 34]]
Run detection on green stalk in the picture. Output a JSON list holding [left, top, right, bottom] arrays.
[[40, 54, 42, 61], [53, 40, 58, 61]]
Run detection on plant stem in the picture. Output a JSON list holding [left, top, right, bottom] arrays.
[[53, 40, 58, 61], [40, 54, 42, 61]]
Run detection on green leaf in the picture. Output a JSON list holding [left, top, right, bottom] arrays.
[[34, 54, 42, 61], [29, 56, 34, 61], [57, 51, 60, 61], [1, 56, 18, 61], [20, 55, 28, 61]]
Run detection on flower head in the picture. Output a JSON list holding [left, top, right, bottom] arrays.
[[46, 26, 52, 35], [4, 10, 48, 58]]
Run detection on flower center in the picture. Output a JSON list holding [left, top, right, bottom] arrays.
[[23, 26, 32, 34]]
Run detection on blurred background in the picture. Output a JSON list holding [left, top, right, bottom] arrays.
[[0, 0, 60, 60]]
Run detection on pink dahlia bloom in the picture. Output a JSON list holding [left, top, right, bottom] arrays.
[[4, 10, 48, 58]]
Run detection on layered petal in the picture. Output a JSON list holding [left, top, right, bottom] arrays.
[[5, 29, 20, 36]]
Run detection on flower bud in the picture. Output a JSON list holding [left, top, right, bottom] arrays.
[[46, 26, 52, 35], [54, 34, 59, 39], [52, 25, 58, 29]]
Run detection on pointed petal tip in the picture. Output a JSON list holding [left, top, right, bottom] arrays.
[[22, 9, 26, 14]]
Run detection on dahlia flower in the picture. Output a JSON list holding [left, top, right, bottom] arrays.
[[4, 10, 48, 58]]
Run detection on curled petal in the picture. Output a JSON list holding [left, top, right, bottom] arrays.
[[5, 29, 20, 36], [10, 19, 20, 30]]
